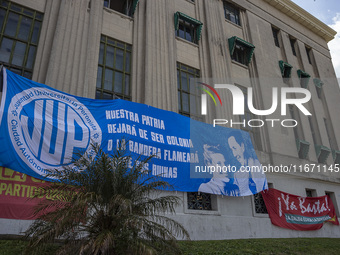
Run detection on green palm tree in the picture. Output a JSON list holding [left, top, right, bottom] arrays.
[[24, 144, 189, 255]]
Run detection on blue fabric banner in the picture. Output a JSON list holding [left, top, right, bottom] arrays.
[[0, 69, 267, 196]]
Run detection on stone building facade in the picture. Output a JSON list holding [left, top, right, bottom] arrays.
[[1, 0, 340, 239]]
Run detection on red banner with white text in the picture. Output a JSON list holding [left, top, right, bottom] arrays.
[[262, 188, 339, 230], [0, 167, 50, 220]]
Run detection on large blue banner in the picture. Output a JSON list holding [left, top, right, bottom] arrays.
[[0, 69, 267, 196]]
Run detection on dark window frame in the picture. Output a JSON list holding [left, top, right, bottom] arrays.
[[177, 62, 201, 120], [232, 44, 248, 65], [324, 117, 336, 151], [103, 0, 139, 17], [296, 139, 310, 159], [254, 192, 268, 214], [0, 0, 43, 79], [305, 46, 312, 65], [272, 27, 280, 48], [254, 183, 273, 214], [223, 1, 241, 26], [306, 188, 316, 197], [314, 78, 324, 99], [176, 20, 198, 44], [187, 192, 212, 210], [297, 69, 311, 88], [228, 36, 255, 66], [315, 144, 331, 164], [96, 35, 132, 100], [279, 60, 292, 81], [289, 106, 310, 160], [325, 191, 339, 215], [290, 37, 297, 56], [174, 12, 203, 44]]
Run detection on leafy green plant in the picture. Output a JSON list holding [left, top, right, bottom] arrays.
[[24, 144, 189, 255]]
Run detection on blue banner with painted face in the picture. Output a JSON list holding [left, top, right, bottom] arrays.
[[0, 69, 267, 196]]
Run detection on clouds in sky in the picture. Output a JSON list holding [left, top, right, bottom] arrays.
[[328, 14, 340, 78], [291, 0, 340, 78]]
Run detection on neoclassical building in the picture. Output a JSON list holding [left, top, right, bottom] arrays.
[[1, 0, 340, 239]]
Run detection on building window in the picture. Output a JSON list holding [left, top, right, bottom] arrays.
[[272, 27, 280, 48], [297, 69, 311, 88], [324, 117, 337, 151], [313, 78, 323, 99], [315, 145, 331, 164], [174, 12, 203, 44], [0, 0, 43, 79], [289, 106, 308, 159], [289, 106, 299, 140], [177, 63, 200, 120], [223, 1, 241, 26], [309, 115, 330, 164], [237, 85, 262, 151], [96, 35, 132, 100], [254, 183, 273, 214], [228, 36, 255, 66], [290, 37, 297, 56], [325, 192, 339, 215], [308, 116, 318, 146], [103, 0, 139, 17], [254, 192, 268, 214], [306, 189, 316, 197], [333, 150, 340, 164], [296, 139, 310, 159], [279, 60, 292, 81], [305, 46, 312, 64], [187, 192, 212, 210], [289, 106, 310, 159]]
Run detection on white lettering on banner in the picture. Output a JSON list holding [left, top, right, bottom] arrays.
[[277, 193, 331, 218], [278, 197, 282, 217], [20, 100, 90, 165], [10, 120, 23, 147], [298, 197, 330, 214], [281, 193, 291, 211], [8, 88, 102, 177], [141, 115, 165, 130], [64, 106, 90, 164], [20, 100, 43, 158], [40, 100, 66, 163], [13, 91, 34, 110], [128, 140, 161, 159], [152, 164, 177, 178], [78, 106, 98, 131], [164, 149, 199, 163], [166, 136, 193, 148], [285, 214, 331, 224], [105, 109, 140, 123], [151, 132, 165, 143], [107, 123, 137, 136]]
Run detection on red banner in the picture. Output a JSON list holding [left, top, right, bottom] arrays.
[[262, 188, 339, 230], [0, 167, 51, 220]]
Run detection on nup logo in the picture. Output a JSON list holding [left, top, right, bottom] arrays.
[[198, 83, 311, 128], [197, 82, 223, 115]]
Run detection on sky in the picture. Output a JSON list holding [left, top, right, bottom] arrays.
[[291, 0, 340, 78]]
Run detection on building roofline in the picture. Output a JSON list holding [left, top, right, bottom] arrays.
[[262, 0, 337, 42]]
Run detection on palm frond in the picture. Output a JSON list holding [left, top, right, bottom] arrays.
[[24, 143, 189, 254]]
